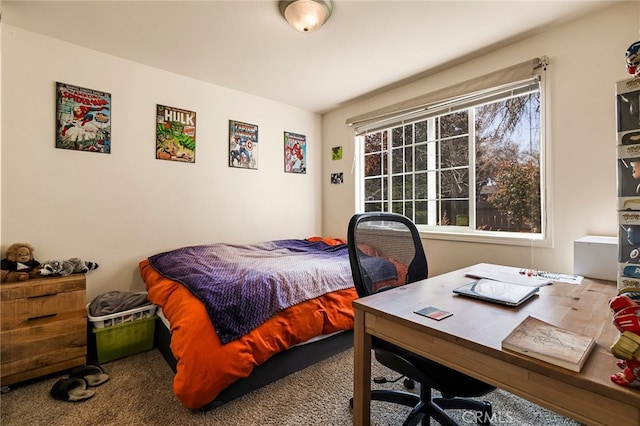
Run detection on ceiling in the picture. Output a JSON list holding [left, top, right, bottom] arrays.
[[2, 1, 621, 114]]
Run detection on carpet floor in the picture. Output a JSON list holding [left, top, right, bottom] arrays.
[[1, 347, 583, 425]]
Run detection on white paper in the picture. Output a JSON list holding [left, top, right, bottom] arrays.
[[465, 264, 551, 287]]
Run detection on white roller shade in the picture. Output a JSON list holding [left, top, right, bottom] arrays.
[[346, 57, 547, 135]]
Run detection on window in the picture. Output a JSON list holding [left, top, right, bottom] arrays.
[[351, 61, 547, 244]]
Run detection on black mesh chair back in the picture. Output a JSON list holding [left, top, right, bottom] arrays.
[[347, 212, 427, 296], [347, 212, 494, 426]]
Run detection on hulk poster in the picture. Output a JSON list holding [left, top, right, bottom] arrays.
[[156, 104, 196, 163]]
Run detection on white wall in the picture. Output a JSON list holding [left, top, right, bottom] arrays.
[[3, 3, 638, 300], [1, 26, 322, 300], [322, 2, 638, 277]]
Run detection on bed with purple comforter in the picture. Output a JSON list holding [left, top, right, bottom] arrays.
[[147, 239, 356, 343], [140, 237, 377, 409]]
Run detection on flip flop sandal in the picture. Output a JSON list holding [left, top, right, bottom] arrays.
[[50, 377, 95, 402], [69, 364, 110, 387]]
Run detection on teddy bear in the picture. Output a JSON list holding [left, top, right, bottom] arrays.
[[39, 258, 99, 277], [609, 289, 640, 388], [1, 243, 41, 283]]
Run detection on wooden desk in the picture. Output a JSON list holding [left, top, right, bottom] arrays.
[[352, 265, 640, 426]]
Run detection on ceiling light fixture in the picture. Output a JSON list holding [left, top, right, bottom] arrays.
[[279, 0, 333, 33]]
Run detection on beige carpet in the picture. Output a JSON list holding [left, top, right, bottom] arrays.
[[1, 348, 582, 425]]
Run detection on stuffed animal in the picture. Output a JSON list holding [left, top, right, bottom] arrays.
[[1, 243, 41, 283], [39, 258, 99, 277], [609, 289, 640, 388]]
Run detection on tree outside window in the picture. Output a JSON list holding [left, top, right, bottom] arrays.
[[360, 88, 542, 238]]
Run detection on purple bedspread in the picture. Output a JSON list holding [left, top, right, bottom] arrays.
[[148, 239, 354, 344]]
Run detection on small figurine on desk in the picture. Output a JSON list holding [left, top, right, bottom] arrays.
[[517, 268, 583, 284], [609, 289, 640, 388]]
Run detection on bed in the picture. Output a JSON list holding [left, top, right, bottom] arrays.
[[138, 237, 360, 410]]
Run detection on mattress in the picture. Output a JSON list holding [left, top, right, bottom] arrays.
[[156, 307, 342, 349]]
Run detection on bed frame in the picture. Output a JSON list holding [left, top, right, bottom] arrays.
[[153, 316, 354, 410]]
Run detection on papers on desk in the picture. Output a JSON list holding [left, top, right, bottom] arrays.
[[465, 264, 550, 287], [465, 264, 584, 286]]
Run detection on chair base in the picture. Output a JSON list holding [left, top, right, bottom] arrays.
[[350, 389, 493, 426]]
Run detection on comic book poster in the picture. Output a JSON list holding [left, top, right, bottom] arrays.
[[331, 146, 343, 160], [156, 105, 196, 163], [56, 82, 111, 153], [229, 120, 258, 169], [284, 131, 306, 174], [331, 172, 344, 184]]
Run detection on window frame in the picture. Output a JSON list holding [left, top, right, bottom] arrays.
[[353, 73, 551, 248]]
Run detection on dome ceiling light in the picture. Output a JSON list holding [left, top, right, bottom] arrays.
[[279, 0, 333, 33]]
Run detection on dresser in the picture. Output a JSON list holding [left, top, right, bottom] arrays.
[[1, 275, 87, 386]]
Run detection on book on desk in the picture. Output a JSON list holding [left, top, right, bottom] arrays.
[[501, 315, 597, 372]]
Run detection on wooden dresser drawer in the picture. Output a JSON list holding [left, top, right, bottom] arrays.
[[1, 275, 85, 302], [1, 290, 86, 330], [0, 275, 88, 386], [1, 317, 87, 380]]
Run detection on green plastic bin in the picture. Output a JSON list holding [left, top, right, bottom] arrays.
[[92, 315, 156, 363]]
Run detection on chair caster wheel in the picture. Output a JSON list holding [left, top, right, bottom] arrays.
[[403, 378, 415, 389], [349, 397, 354, 409]]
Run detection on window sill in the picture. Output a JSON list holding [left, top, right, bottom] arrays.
[[417, 227, 552, 248]]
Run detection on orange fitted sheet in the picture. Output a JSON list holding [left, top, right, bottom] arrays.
[[139, 252, 356, 409]]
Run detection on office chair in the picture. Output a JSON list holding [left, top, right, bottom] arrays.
[[347, 212, 495, 426]]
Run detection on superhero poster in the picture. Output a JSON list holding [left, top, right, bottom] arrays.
[[156, 105, 196, 163], [284, 131, 306, 174], [56, 82, 111, 153], [229, 120, 258, 169]]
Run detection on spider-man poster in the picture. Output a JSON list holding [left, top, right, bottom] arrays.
[[56, 82, 111, 153]]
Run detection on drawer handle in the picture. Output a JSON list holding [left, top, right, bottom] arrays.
[[27, 313, 57, 321], [27, 293, 57, 299]]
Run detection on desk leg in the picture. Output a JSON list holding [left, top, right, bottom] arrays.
[[353, 309, 371, 426]]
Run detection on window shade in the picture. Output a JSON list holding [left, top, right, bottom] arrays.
[[346, 57, 547, 135]]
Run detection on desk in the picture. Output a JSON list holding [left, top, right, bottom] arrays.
[[353, 265, 640, 426]]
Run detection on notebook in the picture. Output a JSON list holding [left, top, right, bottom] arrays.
[[453, 278, 540, 307]]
